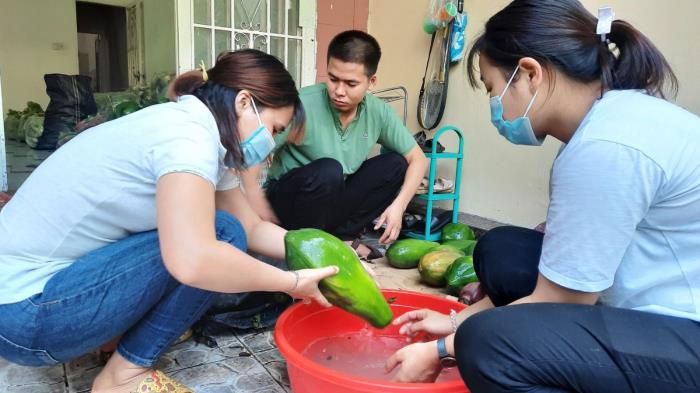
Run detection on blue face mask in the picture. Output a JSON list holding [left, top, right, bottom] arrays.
[[489, 66, 543, 146], [239, 97, 275, 168]]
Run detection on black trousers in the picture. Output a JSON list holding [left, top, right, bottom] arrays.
[[455, 226, 700, 393], [266, 152, 408, 240]]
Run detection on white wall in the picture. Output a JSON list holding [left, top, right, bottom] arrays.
[[1, 74, 6, 192], [0, 0, 79, 114], [369, 0, 700, 227]]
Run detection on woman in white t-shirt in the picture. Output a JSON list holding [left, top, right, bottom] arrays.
[[385, 0, 700, 391], [0, 50, 338, 392]]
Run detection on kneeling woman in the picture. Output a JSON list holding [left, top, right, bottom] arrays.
[[0, 49, 337, 392], [386, 1, 700, 391]]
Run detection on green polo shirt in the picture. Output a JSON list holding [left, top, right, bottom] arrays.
[[267, 83, 416, 182]]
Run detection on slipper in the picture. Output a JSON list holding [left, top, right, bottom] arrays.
[[416, 177, 454, 194], [134, 370, 193, 392], [433, 178, 454, 193], [410, 210, 453, 233], [173, 328, 193, 346], [414, 131, 446, 153], [402, 213, 422, 229], [350, 238, 384, 261]]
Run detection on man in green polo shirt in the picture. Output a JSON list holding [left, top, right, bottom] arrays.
[[245, 30, 427, 256]]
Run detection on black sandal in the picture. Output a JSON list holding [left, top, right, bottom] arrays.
[[350, 238, 384, 261]]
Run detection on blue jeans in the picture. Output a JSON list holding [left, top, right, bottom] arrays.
[[0, 211, 246, 367]]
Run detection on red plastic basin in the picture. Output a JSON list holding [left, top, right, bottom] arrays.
[[274, 289, 470, 393]]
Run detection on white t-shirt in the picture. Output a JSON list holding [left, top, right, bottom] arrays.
[[540, 90, 700, 321], [0, 95, 238, 304]]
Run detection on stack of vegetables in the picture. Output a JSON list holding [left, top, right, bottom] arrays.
[[3, 102, 45, 148], [386, 223, 479, 300]]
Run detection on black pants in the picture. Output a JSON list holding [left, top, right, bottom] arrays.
[[266, 153, 408, 239], [455, 226, 700, 393]]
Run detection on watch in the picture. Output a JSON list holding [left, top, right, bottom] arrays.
[[436, 337, 458, 368]]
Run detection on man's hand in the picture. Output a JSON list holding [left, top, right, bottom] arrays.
[[374, 202, 403, 243]]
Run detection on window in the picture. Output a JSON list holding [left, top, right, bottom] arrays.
[[176, 0, 316, 86]]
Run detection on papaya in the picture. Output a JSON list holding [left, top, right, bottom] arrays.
[[441, 239, 477, 256], [386, 239, 439, 269], [418, 249, 463, 287], [441, 223, 476, 241], [432, 244, 466, 255], [445, 256, 478, 295], [285, 229, 393, 328]]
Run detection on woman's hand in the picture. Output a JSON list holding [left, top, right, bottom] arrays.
[[385, 341, 442, 383], [393, 309, 453, 337], [285, 267, 339, 307]]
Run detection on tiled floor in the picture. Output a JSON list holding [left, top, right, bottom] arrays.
[[4, 139, 52, 193], [0, 327, 291, 393]]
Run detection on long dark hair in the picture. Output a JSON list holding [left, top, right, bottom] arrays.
[[169, 49, 305, 168], [467, 0, 678, 99]]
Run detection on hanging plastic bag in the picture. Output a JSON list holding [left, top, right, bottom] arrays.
[[450, 12, 468, 63], [423, 0, 458, 34]]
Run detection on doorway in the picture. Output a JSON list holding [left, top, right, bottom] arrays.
[[76, 1, 129, 92]]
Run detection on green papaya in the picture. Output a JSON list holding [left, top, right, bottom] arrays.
[[441, 223, 476, 242], [441, 239, 477, 256], [418, 249, 463, 287], [285, 229, 393, 328], [386, 239, 439, 269], [445, 256, 478, 295]]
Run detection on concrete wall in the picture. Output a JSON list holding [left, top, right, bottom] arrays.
[[368, 0, 700, 227], [0, 0, 79, 113]]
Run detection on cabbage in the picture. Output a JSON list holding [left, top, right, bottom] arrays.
[[23, 115, 45, 148]]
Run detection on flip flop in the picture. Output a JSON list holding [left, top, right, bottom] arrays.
[[433, 178, 454, 193], [350, 238, 384, 261], [416, 177, 454, 194], [413, 131, 446, 153], [402, 213, 422, 229], [134, 370, 193, 392], [409, 210, 453, 233]]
